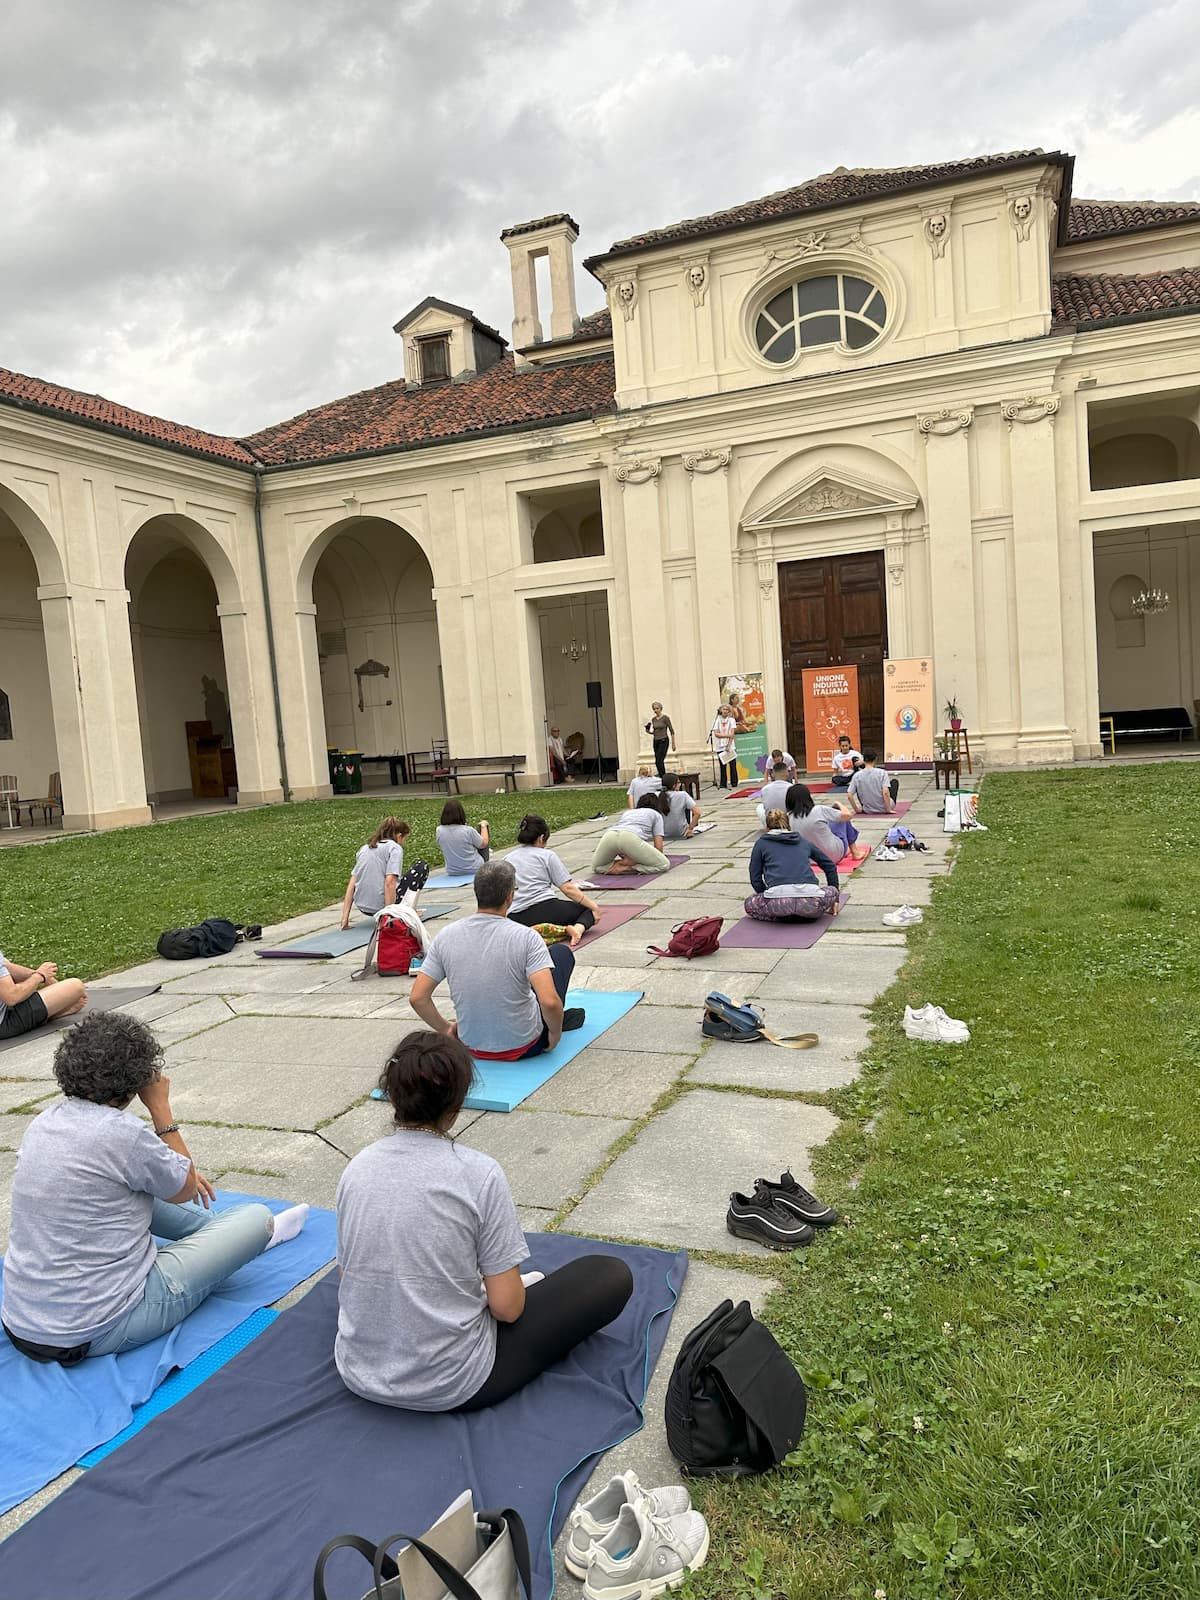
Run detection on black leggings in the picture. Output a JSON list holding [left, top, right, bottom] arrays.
[[719, 757, 738, 788], [509, 898, 595, 931], [653, 737, 670, 781], [454, 1255, 633, 1412]]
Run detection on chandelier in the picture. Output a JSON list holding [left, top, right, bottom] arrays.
[[561, 603, 588, 661], [1130, 529, 1170, 616]]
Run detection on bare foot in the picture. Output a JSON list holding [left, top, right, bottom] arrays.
[[568, 924, 586, 947]]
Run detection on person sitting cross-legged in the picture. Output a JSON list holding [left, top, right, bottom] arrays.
[[830, 733, 864, 790], [590, 795, 671, 876], [506, 813, 600, 944], [1, 1012, 308, 1364], [744, 808, 842, 922], [0, 948, 86, 1040], [660, 772, 701, 841], [410, 860, 586, 1061], [847, 749, 899, 815], [334, 1029, 632, 1412], [754, 761, 794, 829]]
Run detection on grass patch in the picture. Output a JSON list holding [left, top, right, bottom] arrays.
[[1, 789, 623, 980], [683, 763, 1200, 1600]]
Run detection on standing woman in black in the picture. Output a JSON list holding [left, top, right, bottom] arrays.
[[645, 702, 675, 783]]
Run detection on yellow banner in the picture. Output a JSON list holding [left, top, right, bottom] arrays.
[[882, 657, 934, 764]]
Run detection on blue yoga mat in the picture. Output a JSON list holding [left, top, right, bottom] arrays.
[[0, 1234, 686, 1600], [257, 904, 458, 959], [0, 1193, 336, 1516], [427, 870, 479, 888]]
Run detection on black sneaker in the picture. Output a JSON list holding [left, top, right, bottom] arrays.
[[562, 1007, 586, 1032], [761, 1170, 838, 1227], [726, 1180, 815, 1250]]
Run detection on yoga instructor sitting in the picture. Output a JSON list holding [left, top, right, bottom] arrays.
[[335, 1030, 633, 1412], [411, 861, 586, 1058], [1, 1012, 308, 1363], [744, 808, 842, 922]]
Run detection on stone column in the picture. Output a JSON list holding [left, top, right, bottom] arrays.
[[919, 408, 978, 720], [37, 582, 152, 831], [613, 459, 669, 767], [685, 448, 736, 721], [1003, 394, 1073, 761], [217, 603, 284, 807]]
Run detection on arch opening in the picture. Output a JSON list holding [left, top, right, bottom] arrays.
[[0, 498, 58, 819]]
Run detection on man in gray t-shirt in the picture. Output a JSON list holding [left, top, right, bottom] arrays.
[[411, 861, 586, 1058], [848, 753, 897, 814]]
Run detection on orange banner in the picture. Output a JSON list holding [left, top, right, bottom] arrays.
[[801, 666, 860, 774], [883, 656, 935, 764]]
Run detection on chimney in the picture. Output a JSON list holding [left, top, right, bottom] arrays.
[[500, 214, 580, 367]]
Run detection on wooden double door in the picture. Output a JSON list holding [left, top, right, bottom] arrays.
[[779, 551, 888, 768]]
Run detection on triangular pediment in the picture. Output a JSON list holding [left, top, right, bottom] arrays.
[[743, 466, 918, 529]]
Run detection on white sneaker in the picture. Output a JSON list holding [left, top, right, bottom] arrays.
[[883, 905, 924, 927], [874, 844, 899, 862], [583, 1500, 709, 1598], [565, 1472, 692, 1580], [903, 1003, 970, 1042]]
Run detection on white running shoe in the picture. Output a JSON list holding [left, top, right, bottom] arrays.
[[565, 1472, 692, 1580], [883, 905, 924, 927], [903, 1003, 970, 1042], [583, 1500, 710, 1598], [874, 844, 899, 862]]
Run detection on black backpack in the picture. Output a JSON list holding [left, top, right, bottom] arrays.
[[156, 918, 242, 960], [664, 1299, 807, 1477]]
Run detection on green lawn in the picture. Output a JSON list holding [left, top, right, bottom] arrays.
[[688, 763, 1200, 1600], [0, 788, 625, 979]]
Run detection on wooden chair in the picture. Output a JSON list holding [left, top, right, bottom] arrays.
[[21, 771, 63, 825], [0, 774, 18, 829]]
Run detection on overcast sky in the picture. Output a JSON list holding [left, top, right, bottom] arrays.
[[2, 0, 1197, 437]]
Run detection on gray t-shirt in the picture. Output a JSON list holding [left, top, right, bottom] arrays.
[[791, 803, 845, 861], [759, 779, 792, 817], [420, 913, 553, 1054], [1, 1099, 192, 1343], [335, 1130, 529, 1410], [436, 824, 486, 874], [352, 840, 404, 913], [661, 790, 696, 840], [506, 845, 571, 913], [616, 808, 662, 843], [628, 775, 662, 805], [848, 766, 890, 812], [0, 950, 11, 1026]]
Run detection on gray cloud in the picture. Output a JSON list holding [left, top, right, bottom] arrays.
[[0, 0, 1196, 436]]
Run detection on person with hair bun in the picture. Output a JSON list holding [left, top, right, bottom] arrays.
[[504, 814, 599, 941], [334, 1029, 633, 1411]]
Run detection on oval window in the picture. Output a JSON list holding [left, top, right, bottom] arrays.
[[754, 274, 887, 363]]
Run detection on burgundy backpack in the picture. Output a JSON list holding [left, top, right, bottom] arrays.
[[649, 916, 723, 959]]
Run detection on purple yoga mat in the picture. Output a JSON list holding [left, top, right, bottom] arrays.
[[721, 891, 850, 949], [577, 903, 650, 945], [587, 854, 688, 890]]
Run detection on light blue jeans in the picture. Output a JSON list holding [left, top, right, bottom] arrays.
[[87, 1200, 274, 1357]]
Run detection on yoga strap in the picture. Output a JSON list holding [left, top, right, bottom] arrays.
[[758, 1029, 820, 1050], [350, 926, 379, 982]]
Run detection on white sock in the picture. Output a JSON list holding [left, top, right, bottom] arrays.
[[265, 1202, 310, 1250]]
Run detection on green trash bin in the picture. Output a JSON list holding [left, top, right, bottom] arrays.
[[343, 750, 364, 795], [327, 747, 342, 787], [331, 752, 352, 794]]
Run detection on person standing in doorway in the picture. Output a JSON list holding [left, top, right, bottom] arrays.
[[711, 704, 739, 789], [644, 703, 675, 782]]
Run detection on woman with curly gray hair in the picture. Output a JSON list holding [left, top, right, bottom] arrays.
[[1, 1012, 308, 1364]]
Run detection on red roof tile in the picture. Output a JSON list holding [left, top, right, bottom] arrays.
[[0, 366, 255, 465], [1052, 269, 1200, 326], [244, 352, 616, 466], [522, 308, 613, 353], [1067, 199, 1200, 243], [588, 151, 1066, 265]]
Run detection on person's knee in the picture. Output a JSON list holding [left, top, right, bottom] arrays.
[[593, 1255, 634, 1315], [550, 943, 576, 977], [228, 1201, 275, 1246]]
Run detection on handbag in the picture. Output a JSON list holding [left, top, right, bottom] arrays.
[[664, 1299, 807, 1477], [701, 991, 818, 1049], [312, 1503, 531, 1600], [648, 916, 723, 959]]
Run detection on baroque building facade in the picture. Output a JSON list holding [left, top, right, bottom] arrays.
[[2, 148, 1199, 830]]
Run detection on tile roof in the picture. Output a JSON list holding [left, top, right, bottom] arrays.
[[1066, 199, 1200, 243], [0, 365, 255, 466], [587, 151, 1068, 265], [500, 213, 579, 241], [522, 307, 613, 353], [1052, 269, 1200, 327], [243, 352, 616, 466]]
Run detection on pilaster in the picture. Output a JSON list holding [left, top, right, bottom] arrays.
[[685, 447, 736, 718], [919, 407, 978, 721]]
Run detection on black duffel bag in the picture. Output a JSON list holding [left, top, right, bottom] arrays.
[[156, 917, 242, 960], [664, 1298, 807, 1476]]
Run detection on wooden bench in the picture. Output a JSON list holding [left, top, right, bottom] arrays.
[[1101, 707, 1194, 743], [446, 754, 526, 793]]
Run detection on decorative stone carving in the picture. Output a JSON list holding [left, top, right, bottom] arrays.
[[758, 573, 775, 598], [788, 482, 873, 515], [613, 458, 661, 486], [923, 212, 949, 258], [840, 226, 874, 256], [1008, 194, 1034, 242], [615, 278, 638, 321], [1001, 394, 1059, 430], [918, 406, 973, 439], [796, 231, 827, 255], [684, 261, 708, 306], [888, 562, 905, 586], [683, 447, 731, 475]]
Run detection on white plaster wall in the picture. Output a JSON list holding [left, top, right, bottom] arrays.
[[0, 533, 57, 800], [536, 593, 615, 763], [1093, 528, 1198, 712]]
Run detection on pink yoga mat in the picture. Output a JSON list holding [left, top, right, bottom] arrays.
[[854, 799, 912, 819], [587, 855, 688, 890], [721, 892, 849, 949], [576, 904, 651, 945]]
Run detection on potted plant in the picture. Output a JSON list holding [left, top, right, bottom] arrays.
[[935, 735, 954, 758], [944, 698, 962, 732]]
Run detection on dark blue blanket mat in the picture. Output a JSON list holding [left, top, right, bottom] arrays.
[[0, 1233, 686, 1600], [0, 1192, 337, 1517]]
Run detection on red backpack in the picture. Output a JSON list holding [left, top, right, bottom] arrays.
[[376, 912, 423, 975], [649, 916, 723, 959]]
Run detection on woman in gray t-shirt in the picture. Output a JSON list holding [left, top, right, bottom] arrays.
[[785, 782, 869, 863], [435, 798, 490, 874], [505, 814, 600, 938], [335, 1032, 631, 1411]]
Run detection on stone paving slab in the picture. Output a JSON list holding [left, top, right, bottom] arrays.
[[97, 991, 218, 1025], [688, 1000, 869, 1092], [522, 1048, 683, 1120], [164, 1014, 407, 1069], [842, 874, 935, 905], [0, 1079, 56, 1112], [226, 991, 413, 1019], [569, 1088, 839, 1255], [319, 1102, 487, 1160], [571, 964, 765, 1007], [460, 1109, 632, 1210], [592, 1004, 703, 1056], [147, 995, 238, 1044], [0, 1112, 36, 1150], [164, 1055, 379, 1129], [157, 964, 348, 994], [750, 939, 907, 1003], [0, 1032, 65, 1079], [0, 1150, 16, 1252], [181, 1126, 350, 1209]]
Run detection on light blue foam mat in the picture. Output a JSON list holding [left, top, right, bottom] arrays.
[[0, 1192, 336, 1515], [77, 1309, 280, 1467], [257, 903, 457, 959], [428, 870, 479, 888], [465, 989, 643, 1112]]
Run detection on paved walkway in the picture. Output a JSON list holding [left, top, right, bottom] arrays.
[[0, 775, 956, 1561]]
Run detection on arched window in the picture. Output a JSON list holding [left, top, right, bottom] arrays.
[[754, 274, 887, 363]]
